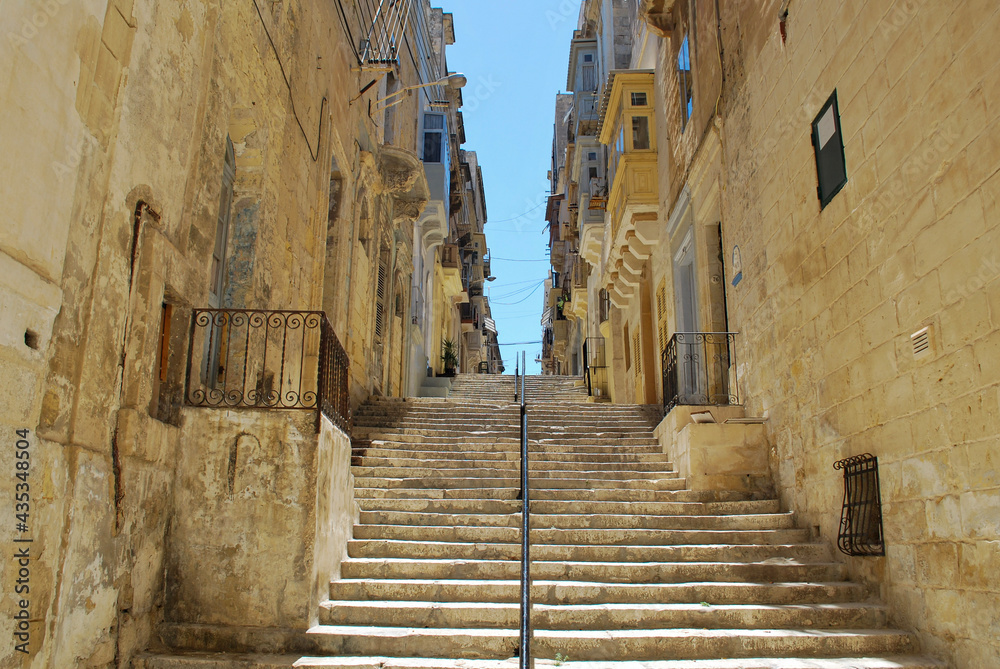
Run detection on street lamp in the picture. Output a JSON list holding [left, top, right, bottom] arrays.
[[372, 73, 468, 111]]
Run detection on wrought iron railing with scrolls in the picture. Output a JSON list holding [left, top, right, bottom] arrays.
[[185, 308, 351, 433], [661, 332, 740, 411]]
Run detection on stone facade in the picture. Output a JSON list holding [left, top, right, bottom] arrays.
[[0, 1, 498, 666], [719, 1, 1000, 665], [546, 0, 1000, 666]]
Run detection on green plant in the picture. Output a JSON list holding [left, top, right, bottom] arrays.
[[442, 338, 458, 371], [554, 652, 569, 665]]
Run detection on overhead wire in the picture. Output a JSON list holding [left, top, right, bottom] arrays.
[[251, 0, 327, 161], [490, 281, 546, 305], [487, 199, 548, 223]]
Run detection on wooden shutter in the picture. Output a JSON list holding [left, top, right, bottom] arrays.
[[374, 261, 387, 338], [633, 329, 641, 375], [656, 279, 668, 353]]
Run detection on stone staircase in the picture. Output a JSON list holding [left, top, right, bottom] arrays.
[[135, 374, 942, 668]]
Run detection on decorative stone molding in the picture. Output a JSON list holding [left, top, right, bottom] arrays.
[[639, 0, 676, 38]]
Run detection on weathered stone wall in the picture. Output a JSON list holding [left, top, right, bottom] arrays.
[[0, 0, 427, 665], [719, 0, 1000, 665], [166, 410, 355, 631]]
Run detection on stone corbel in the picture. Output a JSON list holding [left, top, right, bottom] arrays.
[[609, 285, 631, 309], [639, 0, 676, 38], [418, 201, 448, 253], [631, 213, 660, 247], [616, 258, 641, 288], [622, 252, 645, 278], [623, 233, 652, 261], [379, 146, 430, 225]]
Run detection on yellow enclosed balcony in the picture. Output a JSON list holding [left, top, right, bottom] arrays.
[[597, 70, 660, 304]]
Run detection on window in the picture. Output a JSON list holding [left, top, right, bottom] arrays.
[[422, 113, 445, 163], [632, 116, 650, 150], [678, 34, 693, 130], [631, 92, 647, 107], [209, 137, 236, 306], [588, 151, 597, 161], [589, 166, 598, 180], [583, 53, 593, 62], [812, 90, 848, 209]]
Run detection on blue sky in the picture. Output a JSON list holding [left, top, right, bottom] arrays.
[[445, 0, 579, 374]]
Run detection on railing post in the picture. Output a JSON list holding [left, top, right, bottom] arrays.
[[518, 350, 530, 669]]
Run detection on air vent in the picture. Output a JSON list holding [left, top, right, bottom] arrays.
[[911, 326, 932, 359]]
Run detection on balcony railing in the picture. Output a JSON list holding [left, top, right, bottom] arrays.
[[460, 303, 479, 327], [441, 244, 460, 269], [185, 308, 351, 433], [662, 332, 740, 411]]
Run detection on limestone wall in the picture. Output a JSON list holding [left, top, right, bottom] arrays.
[[0, 0, 427, 665], [166, 410, 355, 631], [719, 0, 1000, 665]]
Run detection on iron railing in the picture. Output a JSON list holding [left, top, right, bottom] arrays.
[[834, 454, 885, 556], [185, 308, 350, 432], [516, 351, 531, 668], [583, 337, 609, 399], [662, 332, 740, 411], [318, 316, 352, 433]]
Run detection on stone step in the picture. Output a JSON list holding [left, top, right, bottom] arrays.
[[346, 539, 832, 563], [355, 422, 656, 431], [356, 441, 664, 454], [351, 524, 811, 546], [286, 625, 915, 660], [353, 447, 669, 464], [327, 578, 863, 605], [354, 429, 658, 442], [352, 476, 687, 492], [319, 600, 887, 630], [355, 434, 662, 446], [351, 466, 678, 482], [355, 498, 781, 516], [352, 461, 676, 476], [337, 557, 846, 583], [356, 510, 794, 532], [353, 487, 756, 503], [134, 654, 948, 669]]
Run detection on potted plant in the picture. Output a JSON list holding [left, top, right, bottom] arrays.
[[442, 339, 458, 377]]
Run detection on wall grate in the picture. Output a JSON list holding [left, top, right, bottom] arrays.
[[833, 453, 885, 557], [911, 326, 931, 359]]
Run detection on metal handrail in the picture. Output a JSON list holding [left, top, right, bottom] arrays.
[[518, 351, 530, 668]]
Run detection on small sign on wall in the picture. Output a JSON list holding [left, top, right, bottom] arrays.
[[731, 245, 743, 287]]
